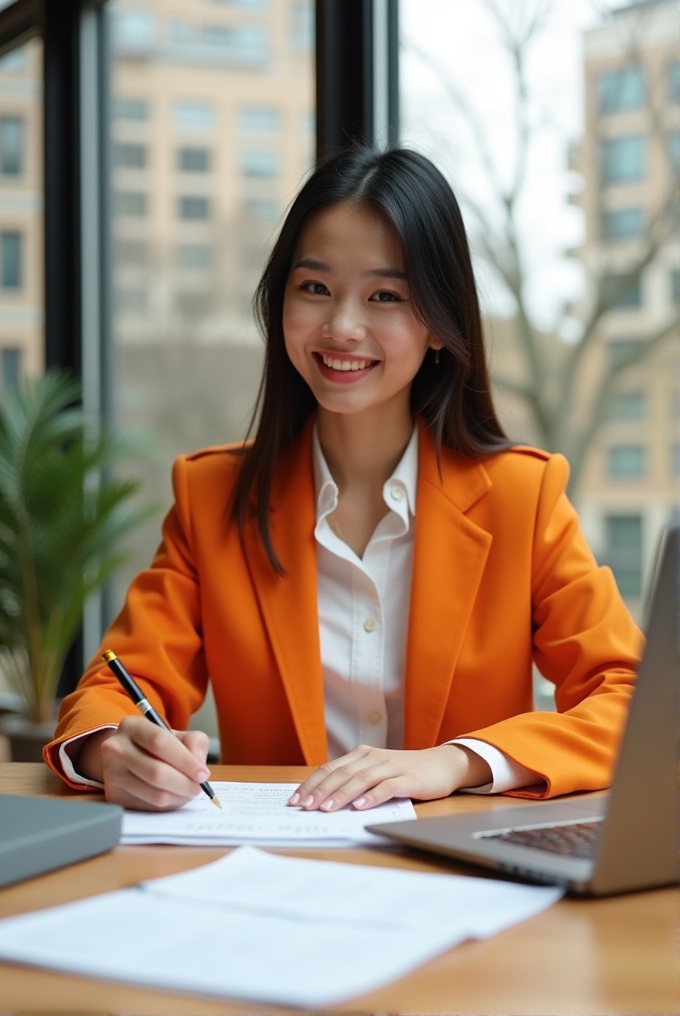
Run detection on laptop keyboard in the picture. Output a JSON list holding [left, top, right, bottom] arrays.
[[486, 820, 603, 859]]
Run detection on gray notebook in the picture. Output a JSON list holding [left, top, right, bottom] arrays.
[[0, 794, 123, 888]]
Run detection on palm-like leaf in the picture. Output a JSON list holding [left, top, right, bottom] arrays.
[[0, 370, 154, 720]]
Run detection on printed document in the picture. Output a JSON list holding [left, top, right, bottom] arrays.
[[121, 781, 417, 846], [0, 846, 563, 1008]]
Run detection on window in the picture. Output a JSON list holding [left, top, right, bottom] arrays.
[[602, 273, 642, 309], [114, 143, 147, 169], [1, 347, 21, 388], [113, 13, 156, 53], [113, 97, 149, 121], [601, 207, 643, 241], [114, 191, 147, 217], [240, 151, 279, 177], [177, 244, 212, 268], [671, 269, 680, 305], [0, 117, 24, 176], [115, 289, 148, 314], [115, 239, 148, 266], [607, 445, 645, 478], [178, 196, 210, 220], [291, 1, 314, 52], [0, 232, 21, 288], [600, 136, 644, 185], [667, 132, 680, 175], [608, 391, 645, 421], [602, 515, 643, 597], [597, 65, 644, 113], [0, 49, 26, 72], [211, 0, 269, 7], [166, 23, 269, 66], [669, 60, 680, 103], [243, 198, 279, 222], [178, 147, 211, 173], [607, 338, 643, 368], [238, 108, 280, 133], [173, 102, 216, 130]]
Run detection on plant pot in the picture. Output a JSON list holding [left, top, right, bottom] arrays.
[[0, 713, 56, 762]]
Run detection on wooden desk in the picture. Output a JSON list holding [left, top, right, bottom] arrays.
[[0, 763, 676, 1016]]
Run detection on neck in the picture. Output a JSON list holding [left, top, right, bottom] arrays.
[[317, 403, 414, 493]]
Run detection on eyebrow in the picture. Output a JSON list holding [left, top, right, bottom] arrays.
[[294, 257, 407, 281]]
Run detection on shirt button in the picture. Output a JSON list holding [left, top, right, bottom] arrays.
[[368, 711, 381, 725], [363, 618, 376, 633], [390, 487, 404, 501]]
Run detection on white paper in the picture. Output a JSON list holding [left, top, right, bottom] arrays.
[[0, 846, 563, 1008], [121, 781, 417, 846]]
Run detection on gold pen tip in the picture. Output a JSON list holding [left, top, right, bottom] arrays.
[[103, 650, 116, 663], [211, 796, 222, 809]]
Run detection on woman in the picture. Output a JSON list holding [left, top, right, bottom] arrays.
[[45, 147, 641, 812]]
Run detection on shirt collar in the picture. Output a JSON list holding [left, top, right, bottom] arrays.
[[312, 422, 419, 521]]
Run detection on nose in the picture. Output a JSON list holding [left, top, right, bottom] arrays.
[[324, 297, 367, 344]]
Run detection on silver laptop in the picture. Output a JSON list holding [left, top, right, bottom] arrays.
[[368, 524, 679, 896]]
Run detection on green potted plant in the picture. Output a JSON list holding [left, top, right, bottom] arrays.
[[0, 370, 153, 760]]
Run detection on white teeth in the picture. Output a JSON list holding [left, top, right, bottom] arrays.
[[321, 355, 371, 371]]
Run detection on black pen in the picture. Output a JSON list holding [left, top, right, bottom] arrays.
[[103, 650, 222, 809]]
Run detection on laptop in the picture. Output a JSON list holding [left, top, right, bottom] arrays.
[[0, 794, 123, 888], [368, 524, 679, 896]]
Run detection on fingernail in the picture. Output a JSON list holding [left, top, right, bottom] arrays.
[[320, 798, 335, 811], [353, 797, 366, 808], [197, 769, 210, 782], [288, 792, 300, 805], [301, 795, 314, 808]]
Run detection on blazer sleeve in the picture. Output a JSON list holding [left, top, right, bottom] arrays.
[[43, 454, 209, 790], [460, 452, 643, 799]]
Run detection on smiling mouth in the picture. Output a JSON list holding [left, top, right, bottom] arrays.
[[316, 353, 378, 372]]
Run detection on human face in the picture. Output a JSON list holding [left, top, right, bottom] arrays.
[[282, 202, 440, 424]]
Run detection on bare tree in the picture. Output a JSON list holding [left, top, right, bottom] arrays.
[[404, 0, 678, 495]]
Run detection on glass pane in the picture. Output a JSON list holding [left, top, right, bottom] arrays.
[[108, 0, 315, 609], [0, 39, 43, 388], [400, 0, 677, 612]]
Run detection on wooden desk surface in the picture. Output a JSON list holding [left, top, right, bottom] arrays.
[[0, 762, 677, 1016]]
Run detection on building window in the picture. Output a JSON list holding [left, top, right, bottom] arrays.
[[177, 243, 211, 268], [115, 239, 148, 266], [113, 97, 149, 121], [114, 191, 147, 217], [178, 147, 211, 173], [240, 151, 279, 177], [114, 143, 147, 169], [115, 289, 148, 313], [602, 515, 643, 597], [173, 102, 216, 130], [1, 347, 21, 388], [607, 338, 643, 368], [669, 60, 680, 103], [291, 1, 314, 52], [601, 207, 643, 241], [178, 195, 210, 220], [600, 136, 644, 185], [602, 273, 642, 309], [243, 198, 279, 222], [0, 49, 26, 72], [0, 232, 21, 288], [238, 108, 280, 133], [113, 13, 156, 53], [607, 445, 645, 478], [671, 269, 680, 305], [667, 132, 680, 175], [210, 0, 269, 7], [608, 391, 645, 421], [597, 65, 644, 114], [0, 117, 24, 176]]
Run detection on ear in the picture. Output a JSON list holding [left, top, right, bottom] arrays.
[[428, 337, 444, 351]]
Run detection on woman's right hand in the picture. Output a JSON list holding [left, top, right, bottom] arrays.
[[76, 716, 211, 811]]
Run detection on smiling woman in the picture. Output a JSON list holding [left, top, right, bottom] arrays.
[[45, 146, 640, 820]]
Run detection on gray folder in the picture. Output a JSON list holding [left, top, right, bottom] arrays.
[[0, 794, 123, 887]]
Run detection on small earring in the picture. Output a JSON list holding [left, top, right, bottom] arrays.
[[434, 348, 440, 365]]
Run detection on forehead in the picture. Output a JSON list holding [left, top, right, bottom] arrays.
[[294, 202, 403, 267]]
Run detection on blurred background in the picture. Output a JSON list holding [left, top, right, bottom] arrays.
[[0, 0, 675, 731]]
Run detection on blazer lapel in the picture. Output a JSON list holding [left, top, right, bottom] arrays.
[[403, 429, 493, 749], [242, 422, 328, 765]]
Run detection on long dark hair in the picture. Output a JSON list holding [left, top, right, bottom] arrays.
[[231, 146, 511, 572]]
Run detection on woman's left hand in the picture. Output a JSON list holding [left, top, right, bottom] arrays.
[[287, 743, 492, 811]]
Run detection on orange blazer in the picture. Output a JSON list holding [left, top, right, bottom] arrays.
[[46, 420, 642, 799]]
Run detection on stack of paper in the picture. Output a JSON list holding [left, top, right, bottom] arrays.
[[121, 781, 417, 846], [0, 846, 563, 1008]]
